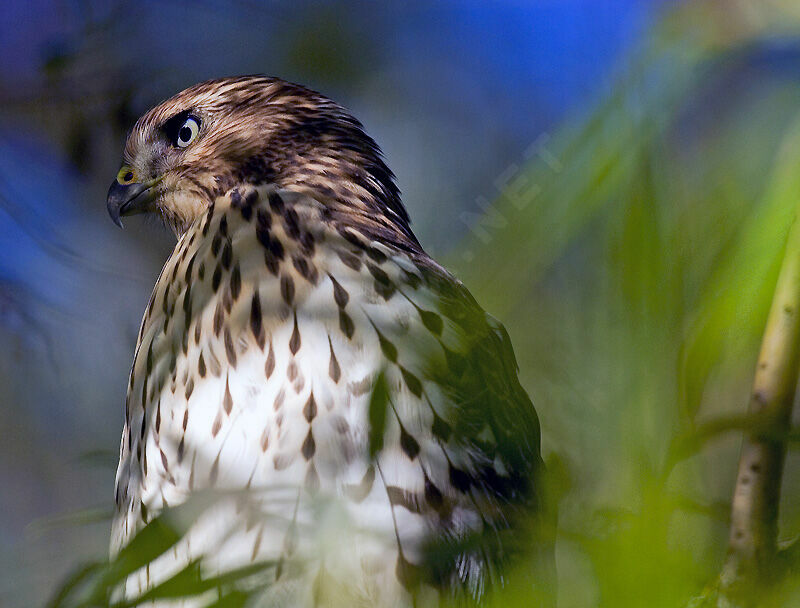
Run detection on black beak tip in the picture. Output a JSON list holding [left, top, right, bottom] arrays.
[[109, 209, 124, 229], [106, 178, 158, 228], [107, 180, 128, 228]]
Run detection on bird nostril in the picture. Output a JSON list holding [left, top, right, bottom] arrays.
[[117, 166, 136, 184]]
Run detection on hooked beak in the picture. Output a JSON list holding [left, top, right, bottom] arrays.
[[107, 172, 163, 228]]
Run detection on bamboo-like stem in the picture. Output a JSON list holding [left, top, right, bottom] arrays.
[[719, 203, 800, 599]]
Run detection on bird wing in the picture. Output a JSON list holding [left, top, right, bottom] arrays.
[[322, 192, 554, 601]]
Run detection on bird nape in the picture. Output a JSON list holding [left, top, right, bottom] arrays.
[[106, 75, 554, 607]]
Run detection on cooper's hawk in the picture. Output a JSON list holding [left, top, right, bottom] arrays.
[[106, 76, 552, 606]]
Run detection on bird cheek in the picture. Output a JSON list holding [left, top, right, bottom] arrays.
[[158, 173, 182, 196]]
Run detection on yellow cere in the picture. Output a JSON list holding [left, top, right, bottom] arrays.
[[117, 166, 137, 185]]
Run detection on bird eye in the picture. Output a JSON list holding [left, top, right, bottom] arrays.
[[175, 116, 200, 148]]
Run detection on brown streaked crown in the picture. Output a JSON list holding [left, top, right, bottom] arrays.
[[113, 76, 417, 245]]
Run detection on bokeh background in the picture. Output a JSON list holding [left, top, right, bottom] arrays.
[[5, 0, 800, 606]]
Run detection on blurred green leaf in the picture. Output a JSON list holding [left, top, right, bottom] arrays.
[[368, 370, 389, 460]]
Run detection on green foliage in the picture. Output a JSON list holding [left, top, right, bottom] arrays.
[[368, 369, 390, 460], [450, 4, 800, 607], [48, 500, 278, 608], [43, 3, 800, 607]]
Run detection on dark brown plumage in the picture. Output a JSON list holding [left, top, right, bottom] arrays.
[[112, 76, 415, 246]]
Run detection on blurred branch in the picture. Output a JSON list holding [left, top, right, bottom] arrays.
[[666, 411, 790, 469], [692, 183, 800, 607], [722, 194, 800, 592]]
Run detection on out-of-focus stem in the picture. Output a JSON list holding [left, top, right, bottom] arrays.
[[719, 201, 800, 595]]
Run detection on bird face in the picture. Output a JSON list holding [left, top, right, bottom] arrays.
[[106, 110, 198, 229], [107, 76, 408, 240], [107, 78, 283, 234]]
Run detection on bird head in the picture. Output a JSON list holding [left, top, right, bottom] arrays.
[[107, 76, 407, 237]]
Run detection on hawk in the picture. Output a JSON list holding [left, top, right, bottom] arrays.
[[106, 76, 553, 606]]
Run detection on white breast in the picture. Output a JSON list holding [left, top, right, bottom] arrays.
[[111, 186, 455, 606]]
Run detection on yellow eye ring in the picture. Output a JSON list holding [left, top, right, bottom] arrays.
[[117, 167, 136, 185]]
